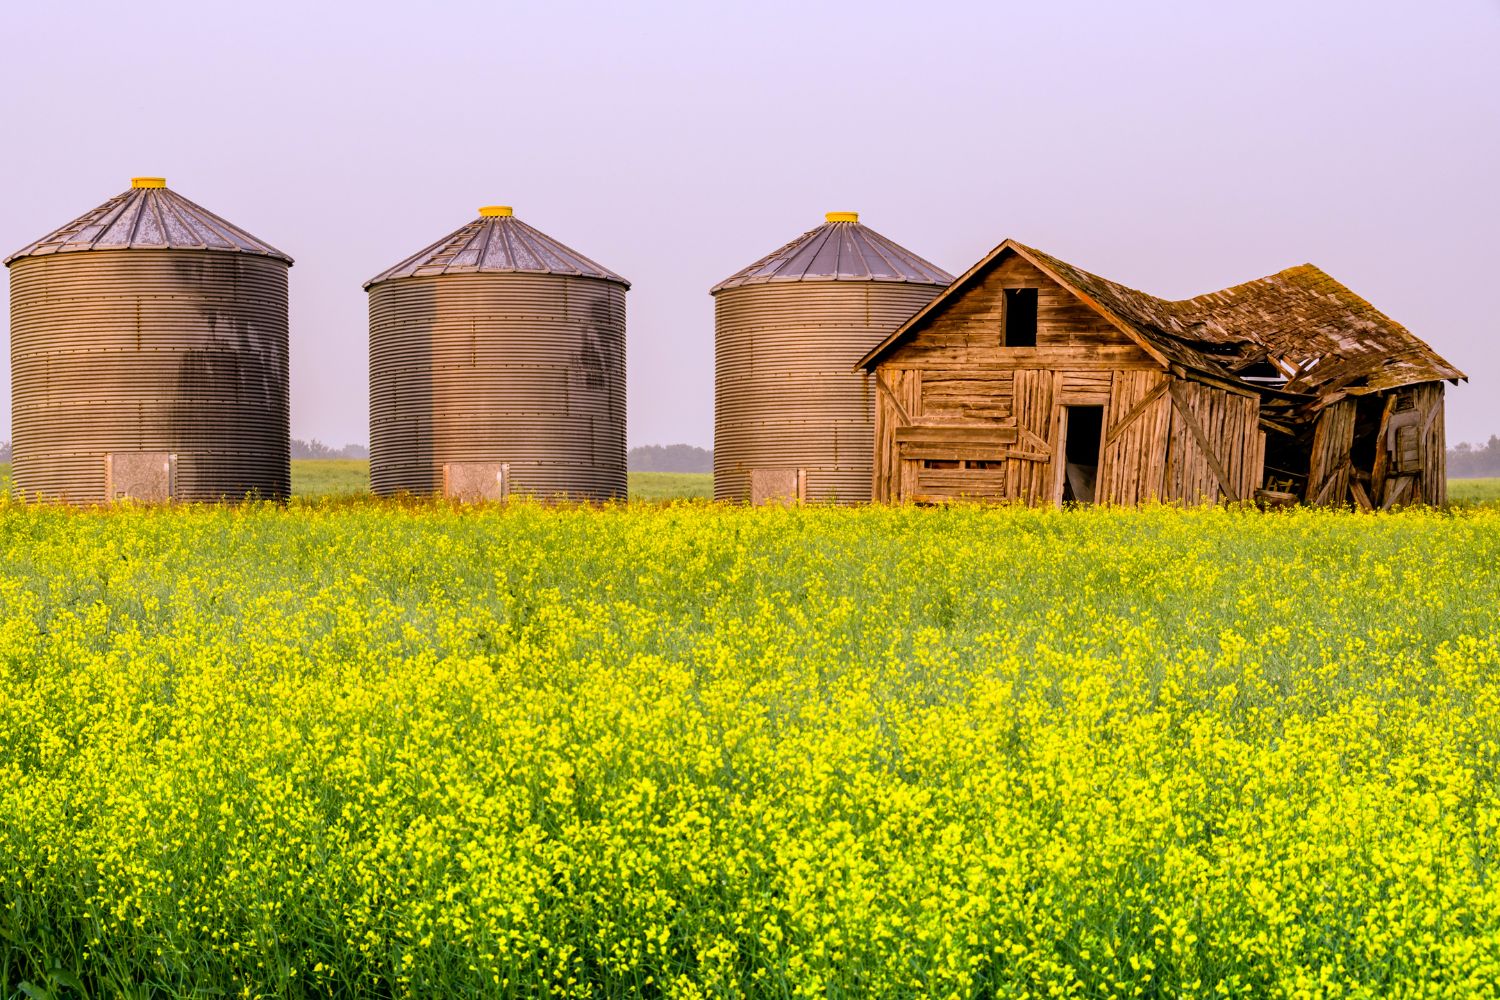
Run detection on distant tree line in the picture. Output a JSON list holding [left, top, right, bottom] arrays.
[[629, 444, 712, 473], [292, 439, 369, 460], [1450, 437, 1500, 478], [0, 440, 370, 461], [4, 436, 1493, 477]]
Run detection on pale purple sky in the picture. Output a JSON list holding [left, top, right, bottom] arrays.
[[3, 0, 1497, 449]]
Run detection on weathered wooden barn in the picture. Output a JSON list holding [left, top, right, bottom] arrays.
[[856, 240, 1465, 507]]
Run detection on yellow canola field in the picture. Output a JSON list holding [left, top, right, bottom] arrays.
[[1, 500, 1499, 999]]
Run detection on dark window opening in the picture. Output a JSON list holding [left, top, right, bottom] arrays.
[[1060, 405, 1103, 504], [1003, 288, 1038, 347], [922, 459, 961, 470]]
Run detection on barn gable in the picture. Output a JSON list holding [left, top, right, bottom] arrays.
[[869, 250, 1159, 370], [859, 241, 1175, 375]]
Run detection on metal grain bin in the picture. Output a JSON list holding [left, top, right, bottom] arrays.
[[365, 206, 628, 500], [712, 212, 953, 503], [5, 177, 292, 503]]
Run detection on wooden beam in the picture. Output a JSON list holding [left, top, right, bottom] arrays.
[[876, 372, 913, 427], [1016, 426, 1050, 453], [1371, 393, 1397, 507], [1420, 394, 1443, 436], [900, 443, 1048, 462], [1104, 380, 1169, 447], [1166, 364, 1261, 399], [1385, 474, 1414, 508], [1051, 407, 1069, 508], [1167, 380, 1241, 502], [1350, 479, 1373, 512], [883, 358, 1163, 373], [1312, 461, 1348, 505], [894, 425, 1019, 446]]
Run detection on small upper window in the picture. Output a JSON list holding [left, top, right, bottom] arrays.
[[1003, 288, 1037, 347]]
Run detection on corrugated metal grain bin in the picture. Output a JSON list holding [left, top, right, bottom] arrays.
[[5, 177, 292, 503], [712, 212, 953, 503], [365, 206, 628, 500]]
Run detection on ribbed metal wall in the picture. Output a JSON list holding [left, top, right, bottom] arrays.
[[368, 272, 627, 500], [714, 281, 943, 502], [8, 250, 290, 503]]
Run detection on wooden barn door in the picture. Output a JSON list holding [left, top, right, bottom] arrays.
[[1099, 371, 1170, 504]]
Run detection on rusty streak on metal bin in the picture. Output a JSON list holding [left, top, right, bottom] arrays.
[[711, 212, 954, 503], [4, 178, 292, 504], [365, 207, 629, 501]]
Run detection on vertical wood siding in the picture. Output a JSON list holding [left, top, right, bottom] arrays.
[[1307, 400, 1357, 506]]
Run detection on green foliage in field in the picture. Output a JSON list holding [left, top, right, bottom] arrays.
[[1, 501, 1499, 997], [287, 461, 714, 501], [6, 459, 1492, 507], [287, 461, 711, 500], [627, 471, 713, 500], [1451, 477, 1500, 505], [291, 459, 370, 496], [0, 463, 710, 501]]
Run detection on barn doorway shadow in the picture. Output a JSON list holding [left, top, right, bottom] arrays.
[[1061, 405, 1104, 504]]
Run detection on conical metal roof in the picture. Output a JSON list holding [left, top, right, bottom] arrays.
[[712, 212, 953, 293], [4, 178, 292, 267], [365, 206, 629, 290]]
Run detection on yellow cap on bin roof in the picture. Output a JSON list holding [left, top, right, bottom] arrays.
[[479, 205, 513, 217], [131, 177, 167, 189], [711, 212, 952, 292]]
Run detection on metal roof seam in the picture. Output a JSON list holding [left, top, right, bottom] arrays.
[[474, 217, 501, 271], [179, 191, 290, 261], [141, 192, 169, 247], [114, 195, 145, 248], [5, 184, 291, 266], [786, 226, 826, 282], [860, 230, 898, 279], [713, 219, 953, 293], [157, 193, 202, 250], [366, 213, 627, 288]]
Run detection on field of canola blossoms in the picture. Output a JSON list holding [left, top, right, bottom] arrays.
[[2, 499, 1500, 998]]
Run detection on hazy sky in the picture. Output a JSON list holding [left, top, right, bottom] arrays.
[[3, 0, 1497, 449]]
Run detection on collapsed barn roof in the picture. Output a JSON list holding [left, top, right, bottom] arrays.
[[858, 239, 1465, 401]]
